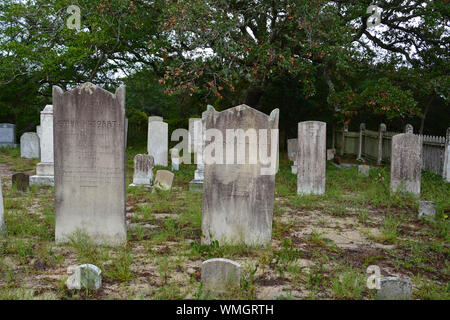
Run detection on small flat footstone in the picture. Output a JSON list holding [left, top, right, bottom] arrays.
[[66, 264, 102, 290], [201, 258, 241, 294], [377, 277, 412, 300]]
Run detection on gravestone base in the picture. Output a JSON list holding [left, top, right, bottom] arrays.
[[128, 183, 151, 188], [31, 162, 54, 186], [189, 179, 203, 192], [30, 175, 54, 187]]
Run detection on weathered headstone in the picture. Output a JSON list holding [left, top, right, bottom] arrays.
[[129, 154, 154, 187], [12, 173, 29, 192], [53, 83, 127, 245], [377, 123, 386, 165], [287, 138, 298, 161], [20, 132, 40, 159], [0, 124, 17, 148], [202, 105, 279, 246], [418, 201, 436, 219], [377, 277, 412, 300], [390, 133, 422, 196], [357, 123, 365, 161], [444, 128, 450, 183], [188, 118, 202, 154], [297, 121, 326, 195], [358, 165, 370, 177], [147, 116, 168, 167], [153, 170, 174, 191], [171, 148, 180, 171], [66, 264, 102, 290], [327, 149, 335, 161], [30, 105, 54, 186], [0, 174, 4, 234], [201, 258, 241, 294]]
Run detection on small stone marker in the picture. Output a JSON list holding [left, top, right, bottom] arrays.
[[147, 116, 168, 166], [377, 277, 412, 300], [153, 170, 174, 191], [130, 154, 154, 188], [201, 258, 241, 294], [66, 264, 102, 290], [390, 133, 422, 196], [0, 124, 17, 148], [30, 105, 54, 186], [297, 121, 326, 195], [291, 159, 297, 174], [171, 148, 180, 171], [53, 83, 127, 245], [358, 165, 370, 177], [0, 174, 4, 234], [418, 201, 436, 219], [20, 133, 40, 159], [12, 173, 29, 192], [327, 149, 335, 161]]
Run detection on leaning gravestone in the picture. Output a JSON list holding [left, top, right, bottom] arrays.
[[201, 258, 241, 294], [0, 124, 17, 148], [297, 121, 326, 195], [147, 116, 168, 166], [12, 173, 29, 192], [30, 105, 54, 186], [202, 105, 279, 246], [20, 132, 40, 159], [129, 154, 154, 188], [0, 174, 4, 234], [153, 170, 174, 191], [53, 83, 127, 245], [66, 264, 102, 290], [390, 133, 422, 196]]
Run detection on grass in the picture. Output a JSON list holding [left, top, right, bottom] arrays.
[[0, 147, 449, 300]]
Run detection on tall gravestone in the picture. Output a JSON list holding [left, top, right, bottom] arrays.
[[202, 105, 279, 246], [0, 124, 17, 148], [189, 108, 209, 192], [53, 83, 127, 245], [297, 121, 326, 195], [20, 132, 40, 159], [390, 133, 422, 196], [443, 128, 450, 183], [287, 138, 298, 161], [188, 118, 202, 154], [357, 123, 365, 161], [147, 116, 168, 167], [377, 123, 386, 165], [30, 105, 54, 186], [130, 154, 154, 187], [0, 174, 4, 234]]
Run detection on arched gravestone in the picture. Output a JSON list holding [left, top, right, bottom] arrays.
[[297, 121, 326, 195], [202, 105, 279, 246], [20, 132, 40, 159], [53, 83, 127, 245], [390, 133, 422, 196]]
